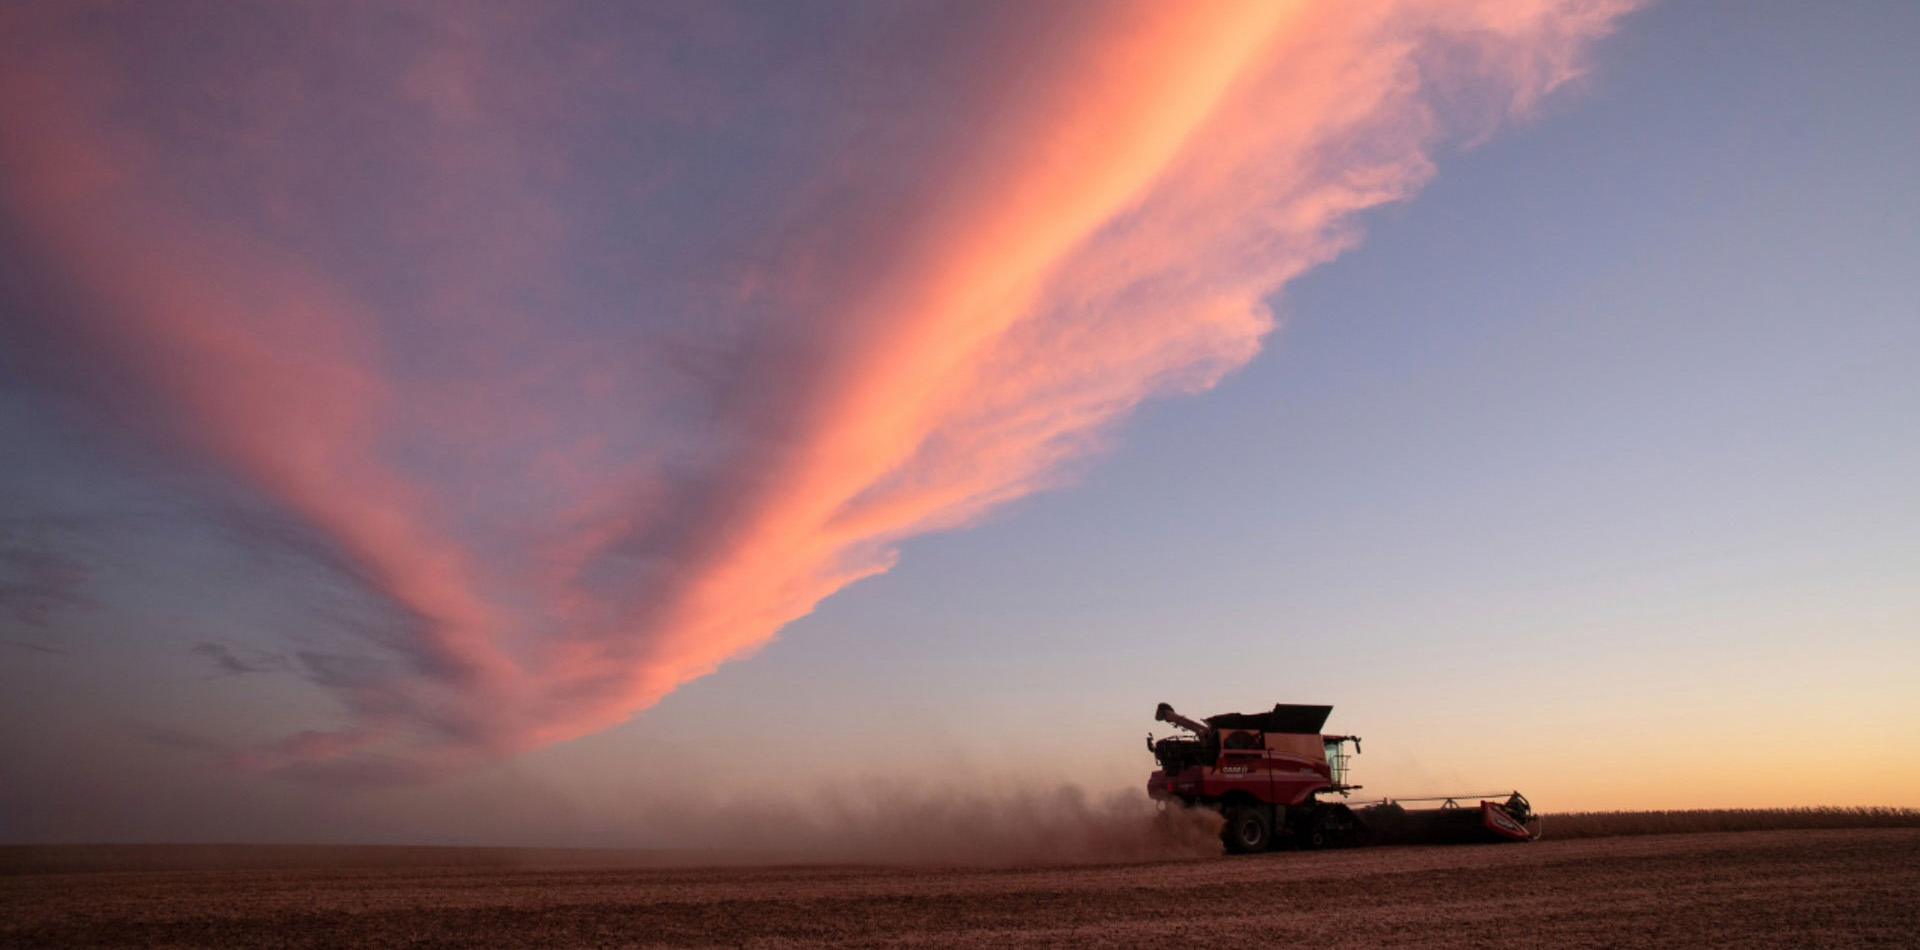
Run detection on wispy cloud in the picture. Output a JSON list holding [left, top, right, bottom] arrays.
[[0, 0, 1637, 782], [191, 642, 291, 677], [0, 519, 92, 632]]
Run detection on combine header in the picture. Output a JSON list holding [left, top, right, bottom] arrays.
[[1146, 701, 1538, 853]]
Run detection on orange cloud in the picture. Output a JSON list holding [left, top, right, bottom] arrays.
[[0, 0, 1636, 780]]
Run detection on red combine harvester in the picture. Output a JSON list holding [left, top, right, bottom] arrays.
[[1146, 701, 1538, 853]]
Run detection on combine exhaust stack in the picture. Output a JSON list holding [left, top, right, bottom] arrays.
[[1145, 701, 1538, 853]]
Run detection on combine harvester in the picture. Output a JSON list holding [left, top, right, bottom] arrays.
[[1146, 702, 1539, 853]]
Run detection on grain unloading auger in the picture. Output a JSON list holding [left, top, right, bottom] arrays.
[[1145, 701, 1539, 853]]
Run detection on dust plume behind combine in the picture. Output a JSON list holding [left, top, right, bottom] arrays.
[[627, 784, 1225, 867], [0, 785, 1225, 874]]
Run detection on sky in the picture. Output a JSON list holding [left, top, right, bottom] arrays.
[[1, 0, 1916, 847]]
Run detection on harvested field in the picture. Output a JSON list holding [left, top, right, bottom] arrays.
[[4, 829, 1917, 949], [1539, 806, 1920, 839]]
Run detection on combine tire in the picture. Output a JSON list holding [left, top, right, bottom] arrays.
[[1222, 806, 1272, 853]]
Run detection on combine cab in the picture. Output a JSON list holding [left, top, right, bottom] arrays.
[[1146, 701, 1538, 852]]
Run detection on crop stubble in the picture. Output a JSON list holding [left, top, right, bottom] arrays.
[[4, 829, 1916, 949]]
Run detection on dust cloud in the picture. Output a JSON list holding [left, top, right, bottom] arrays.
[[625, 784, 1225, 866]]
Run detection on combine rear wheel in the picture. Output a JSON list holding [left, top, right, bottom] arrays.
[[1221, 806, 1272, 853]]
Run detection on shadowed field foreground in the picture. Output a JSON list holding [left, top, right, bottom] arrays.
[[4, 829, 1917, 949]]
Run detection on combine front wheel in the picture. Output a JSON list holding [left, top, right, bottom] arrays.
[[1221, 806, 1272, 853]]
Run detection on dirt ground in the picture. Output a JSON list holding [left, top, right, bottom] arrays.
[[4, 829, 1916, 949]]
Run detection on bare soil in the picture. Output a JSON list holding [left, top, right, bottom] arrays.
[[4, 829, 1916, 949]]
